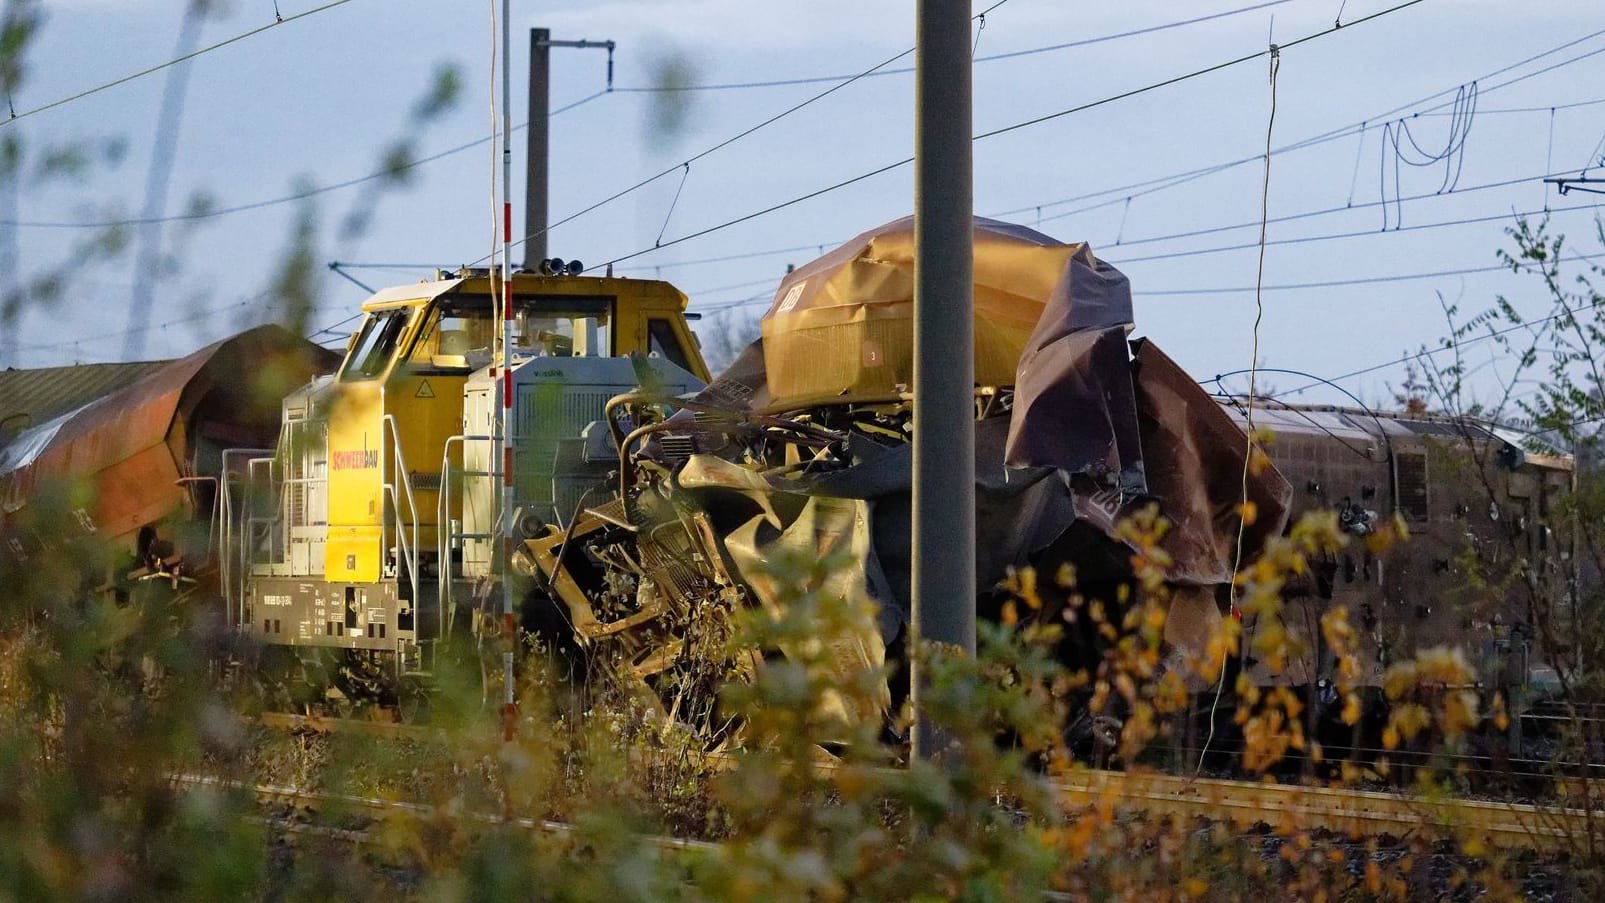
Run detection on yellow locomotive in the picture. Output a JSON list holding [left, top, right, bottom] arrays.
[[226, 266, 709, 678]]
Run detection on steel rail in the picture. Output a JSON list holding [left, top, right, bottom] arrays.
[[173, 773, 720, 854], [1051, 769, 1600, 851]]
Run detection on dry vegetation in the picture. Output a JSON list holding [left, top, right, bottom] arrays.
[[2, 484, 1602, 900]]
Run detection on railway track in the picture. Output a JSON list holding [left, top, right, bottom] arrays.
[[1054, 769, 1600, 852], [252, 712, 1601, 852], [173, 773, 719, 854]]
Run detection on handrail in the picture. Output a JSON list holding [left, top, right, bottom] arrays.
[[277, 416, 328, 575], [218, 447, 275, 627], [433, 433, 494, 638], [246, 455, 276, 619], [438, 433, 497, 639], [381, 414, 420, 612]]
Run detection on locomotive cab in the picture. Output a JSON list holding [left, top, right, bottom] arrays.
[[229, 269, 709, 677]]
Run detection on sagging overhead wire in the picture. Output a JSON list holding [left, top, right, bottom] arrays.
[[588, 0, 1433, 274], [1380, 82, 1477, 229], [1095, 167, 1577, 250], [1573, 115, 1605, 177], [3, 0, 360, 126], [991, 25, 1605, 223], [1207, 368, 1393, 462], [1197, 37, 1280, 778], [1213, 390, 1372, 464]]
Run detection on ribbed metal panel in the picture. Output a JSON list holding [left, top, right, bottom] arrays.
[[0, 361, 170, 436], [515, 386, 618, 511], [637, 523, 703, 607]]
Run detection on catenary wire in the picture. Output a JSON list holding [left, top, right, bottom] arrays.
[[484, 0, 1454, 264], [14, 296, 258, 352], [0, 0, 1309, 232], [607, 87, 1603, 275], [17, 2, 1595, 240], [3, 0, 360, 126], [1108, 202, 1601, 265], [473, 0, 1035, 264], [989, 27, 1605, 220], [1272, 294, 1605, 399], [1135, 250, 1605, 297], [608, 0, 1295, 92], [468, 44, 920, 265], [1, 91, 610, 229], [609, 22, 1605, 277], [280, 22, 1605, 275], [1085, 168, 1578, 248], [585, 0, 1435, 273], [679, 202, 1602, 315]]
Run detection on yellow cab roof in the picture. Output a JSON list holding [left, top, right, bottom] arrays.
[[358, 272, 690, 313]]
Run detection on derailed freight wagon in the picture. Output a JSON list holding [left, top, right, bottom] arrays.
[[0, 326, 338, 585]]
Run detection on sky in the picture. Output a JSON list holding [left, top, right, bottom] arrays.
[[4, 0, 1604, 416]]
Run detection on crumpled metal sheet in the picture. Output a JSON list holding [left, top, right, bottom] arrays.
[[692, 336, 773, 420], [724, 494, 891, 729], [791, 418, 1085, 640]]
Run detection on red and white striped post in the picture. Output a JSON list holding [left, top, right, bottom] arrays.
[[498, 0, 517, 742]]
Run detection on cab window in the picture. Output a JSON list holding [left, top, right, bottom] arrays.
[[518, 296, 612, 358], [647, 318, 693, 372], [411, 301, 497, 371], [341, 310, 411, 380]]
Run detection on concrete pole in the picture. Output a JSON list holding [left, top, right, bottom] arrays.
[[910, 0, 976, 761], [524, 27, 551, 268]]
